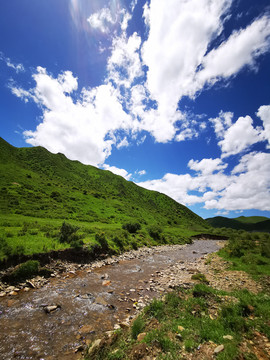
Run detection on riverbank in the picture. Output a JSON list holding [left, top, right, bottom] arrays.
[[0, 240, 223, 359]]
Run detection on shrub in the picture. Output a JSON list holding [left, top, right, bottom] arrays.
[[131, 316, 145, 339], [10, 260, 40, 282], [122, 222, 141, 234], [59, 222, 80, 244], [0, 236, 12, 258], [95, 232, 109, 251], [191, 273, 209, 284], [147, 224, 163, 240]]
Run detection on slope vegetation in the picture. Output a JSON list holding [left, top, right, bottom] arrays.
[[206, 216, 270, 233], [0, 138, 208, 260]]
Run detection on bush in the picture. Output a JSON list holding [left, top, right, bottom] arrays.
[[0, 236, 12, 258], [122, 222, 141, 234], [10, 260, 40, 282], [59, 222, 80, 244], [95, 232, 109, 251], [131, 316, 145, 339], [147, 224, 163, 240]]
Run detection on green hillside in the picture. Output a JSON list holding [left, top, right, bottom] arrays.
[[0, 137, 208, 261], [206, 216, 270, 232], [235, 216, 269, 224]]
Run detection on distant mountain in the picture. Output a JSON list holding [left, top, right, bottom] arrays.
[[206, 216, 270, 232], [0, 137, 208, 233]]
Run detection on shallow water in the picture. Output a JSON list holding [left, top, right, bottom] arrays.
[[0, 240, 221, 359]]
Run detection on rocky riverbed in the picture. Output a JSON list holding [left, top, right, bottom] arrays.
[[0, 240, 232, 359]]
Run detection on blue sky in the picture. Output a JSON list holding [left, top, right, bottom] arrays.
[[1, 0, 270, 219]]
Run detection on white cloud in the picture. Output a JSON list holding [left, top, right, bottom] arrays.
[[210, 111, 233, 138], [102, 164, 132, 180], [257, 104, 270, 148], [197, 15, 270, 87], [13, 67, 133, 166], [218, 115, 262, 157], [138, 170, 146, 176], [0, 52, 24, 73], [141, 0, 232, 118], [107, 32, 143, 87], [188, 158, 227, 175], [87, 7, 116, 33], [116, 137, 129, 149], [138, 151, 270, 211]]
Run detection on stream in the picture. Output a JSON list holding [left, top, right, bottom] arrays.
[[0, 240, 222, 359]]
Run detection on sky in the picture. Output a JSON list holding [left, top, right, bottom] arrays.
[[0, 0, 270, 220]]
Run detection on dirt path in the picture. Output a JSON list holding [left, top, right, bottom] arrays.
[[0, 240, 226, 360]]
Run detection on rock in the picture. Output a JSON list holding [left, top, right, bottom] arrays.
[[26, 281, 35, 288], [23, 287, 30, 292], [79, 325, 94, 334], [100, 273, 109, 280], [44, 305, 61, 314], [0, 292, 6, 297], [95, 296, 108, 306], [114, 324, 121, 330], [102, 280, 111, 286], [223, 335, 233, 340], [74, 345, 84, 353], [9, 291, 18, 296], [87, 339, 102, 355], [178, 326, 185, 331], [137, 332, 146, 341], [176, 333, 183, 340], [119, 322, 129, 329], [214, 345, 224, 354]]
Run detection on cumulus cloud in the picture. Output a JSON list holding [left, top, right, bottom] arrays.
[[141, 0, 232, 118], [138, 151, 270, 211], [197, 15, 270, 87], [218, 115, 262, 157], [257, 104, 270, 148], [188, 158, 227, 175], [87, 7, 116, 33], [11, 67, 133, 166], [210, 111, 233, 138], [102, 164, 132, 180], [107, 32, 143, 87]]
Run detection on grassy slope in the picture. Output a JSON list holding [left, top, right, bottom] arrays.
[[206, 216, 270, 232], [0, 137, 208, 259]]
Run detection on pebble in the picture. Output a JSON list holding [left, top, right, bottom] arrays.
[[214, 345, 224, 354]]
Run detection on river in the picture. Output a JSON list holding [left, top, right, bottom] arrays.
[[0, 240, 222, 359]]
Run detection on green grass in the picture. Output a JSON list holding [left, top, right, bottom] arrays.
[[85, 285, 270, 360], [0, 137, 209, 262]]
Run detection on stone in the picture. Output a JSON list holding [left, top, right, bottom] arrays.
[[44, 305, 60, 314], [178, 326, 185, 331], [0, 292, 6, 297], [87, 339, 102, 355], [24, 287, 30, 292], [79, 325, 94, 334], [214, 345, 224, 354], [102, 280, 111, 286], [223, 335, 233, 340], [26, 281, 35, 288], [119, 322, 129, 329], [137, 332, 147, 341], [9, 291, 18, 296]]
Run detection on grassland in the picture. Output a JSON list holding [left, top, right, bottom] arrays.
[[85, 228, 270, 360], [206, 215, 270, 232], [0, 137, 209, 261]]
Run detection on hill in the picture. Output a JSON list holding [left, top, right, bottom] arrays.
[[0, 137, 209, 260], [206, 215, 270, 232]]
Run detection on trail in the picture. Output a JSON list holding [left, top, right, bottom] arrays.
[[0, 240, 222, 360]]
